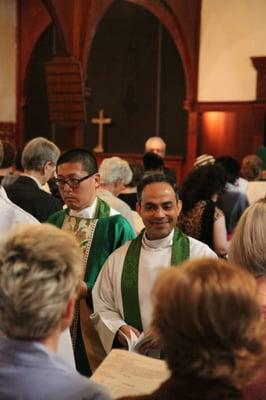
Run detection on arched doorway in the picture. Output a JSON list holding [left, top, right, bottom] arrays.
[[85, 0, 187, 155]]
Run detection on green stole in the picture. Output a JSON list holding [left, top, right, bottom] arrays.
[[94, 197, 111, 218], [121, 228, 190, 332]]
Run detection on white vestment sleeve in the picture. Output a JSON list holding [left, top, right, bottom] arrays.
[[91, 244, 130, 354]]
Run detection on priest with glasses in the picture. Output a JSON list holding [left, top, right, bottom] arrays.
[[48, 148, 135, 376]]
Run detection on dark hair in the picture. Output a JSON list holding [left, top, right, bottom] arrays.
[[181, 164, 226, 212], [137, 173, 179, 202], [215, 156, 240, 184], [126, 159, 144, 188], [143, 152, 164, 171], [14, 145, 24, 172], [1, 141, 15, 168], [57, 148, 98, 174]]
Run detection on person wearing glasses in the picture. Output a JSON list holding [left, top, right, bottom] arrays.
[[48, 148, 136, 377], [5, 137, 62, 222]]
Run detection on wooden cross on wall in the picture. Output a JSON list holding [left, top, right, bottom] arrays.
[[91, 109, 112, 153]]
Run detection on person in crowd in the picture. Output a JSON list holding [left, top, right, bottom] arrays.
[[178, 164, 228, 257], [118, 258, 265, 400], [0, 140, 15, 184], [241, 154, 263, 181], [48, 148, 135, 375], [92, 173, 217, 355], [0, 139, 79, 371], [193, 153, 215, 169], [144, 137, 176, 181], [0, 224, 110, 400], [241, 154, 266, 205], [5, 137, 62, 222], [97, 157, 136, 232], [216, 155, 248, 192], [119, 159, 145, 233], [215, 156, 249, 235], [229, 198, 266, 400], [118, 159, 144, 211], [143, 152, 165, 174], [144, 136, 166, 159], [0, 139, 38, 230]]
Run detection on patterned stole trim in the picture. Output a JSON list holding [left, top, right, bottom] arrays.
[[94, 197, 111, 218], [121, 228, 190, 332], [62, 215, 98, 349]]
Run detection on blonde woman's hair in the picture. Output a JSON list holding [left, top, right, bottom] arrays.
[[152, 258, 265, 386], [228, 199, 266, 277], [0, 224, 82, 340]]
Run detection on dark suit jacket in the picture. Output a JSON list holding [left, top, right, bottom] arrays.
[[5, 176, 62, 222]]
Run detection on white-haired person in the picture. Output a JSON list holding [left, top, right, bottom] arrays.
[[5, 137, 62, 222], [229, 198, 266, 400], [118, 258, 265, 400], [0, 224, 111, 400], [97, 156, 136, 232]]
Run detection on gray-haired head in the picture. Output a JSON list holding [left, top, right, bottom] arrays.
[[0, 224, 81, 340], [99, 157, 132, 186], [22, 137, 60, 172]]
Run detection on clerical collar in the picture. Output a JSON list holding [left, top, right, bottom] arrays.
[[69, 198, 97, 218], [142, 229, 174, 250]]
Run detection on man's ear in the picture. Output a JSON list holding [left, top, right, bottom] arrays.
[[136, 202, 141, 216], [43, 160, 54, 175], [94, 173, 101, 188], [60, 297, 75, 332], [176, 199, 182, 216]]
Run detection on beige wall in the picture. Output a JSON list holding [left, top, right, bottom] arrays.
[[198, 0, 266, 101], [0, 0, 16, 122]]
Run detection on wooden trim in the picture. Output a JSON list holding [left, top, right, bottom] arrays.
[[251, 57, 266, 70], [196, 101, 266, 112], [0, 122, 16, 141]]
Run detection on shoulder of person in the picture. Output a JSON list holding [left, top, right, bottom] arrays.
[[188, 236, 218, 258], [47, 208, 67, 224]]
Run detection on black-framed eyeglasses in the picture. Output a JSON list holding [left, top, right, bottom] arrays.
[[55, 172, 96, 189]]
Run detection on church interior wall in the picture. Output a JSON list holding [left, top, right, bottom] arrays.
[[1, 0, 266, 176], [0, 0, 16, 123], [197, 0, 266, 162], [198, 0, 266, 101]]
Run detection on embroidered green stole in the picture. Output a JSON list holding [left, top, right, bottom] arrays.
[[121, 228, 190, 331]]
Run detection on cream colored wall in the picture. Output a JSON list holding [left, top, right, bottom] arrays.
[[198, 0, 266, 101], [0, 0, 16, 121]]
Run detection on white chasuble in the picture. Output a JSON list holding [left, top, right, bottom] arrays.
[[92, 230, 217, 353]]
